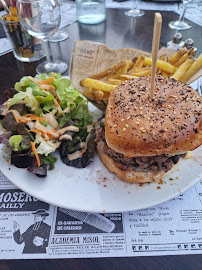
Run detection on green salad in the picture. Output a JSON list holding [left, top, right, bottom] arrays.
[[0, 73, 95, 177]]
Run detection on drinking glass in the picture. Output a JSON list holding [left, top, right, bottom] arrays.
[[49, 0, 69, 42], [125, 0, 144, 17], [49, 30, 69, 42], [169, 0, 192, 30], [17, 0, 68, 74]]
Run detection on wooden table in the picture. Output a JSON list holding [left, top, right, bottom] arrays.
[[0, 9, 202, 270]]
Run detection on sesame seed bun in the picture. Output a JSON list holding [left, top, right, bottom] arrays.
[[105, 76, 202, 157]]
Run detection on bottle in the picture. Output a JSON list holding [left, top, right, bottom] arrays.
[[76, 0, 106, 24]]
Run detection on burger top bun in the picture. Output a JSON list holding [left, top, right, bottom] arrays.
[[105, 76, 202, 157]]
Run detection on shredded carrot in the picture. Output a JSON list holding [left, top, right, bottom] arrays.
[[6, 100, 10, 109], [19, 119, 28, 123], [48, 128, 57, 133], [30, 142, 40, 167], [11, 112, 19, 123], [40, 86, 48, 91], [36, 73, 55, 85], [80, 148, 87, 156], [29, 129, 57, 140], [57, 97, 61, 106], [29, 129, 42, 135], [54, 99, 61, 108], [3, 129, 6, 134], [49, 85, 56, 91], [29, 129, 47, 139], [24, 114, 48, 122], [92, 121, 98, 127]]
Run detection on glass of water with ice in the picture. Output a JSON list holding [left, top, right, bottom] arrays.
[[76, 0, 106, 24]]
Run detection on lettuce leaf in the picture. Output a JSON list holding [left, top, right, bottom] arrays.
[[35, 134, 58, 156], [0, 131, 12, 145], [9, 135, 22, 151], [39, 154, 57, 170], [9, 104, 29, 116], [9, 87, 42, 116], [59, 129, 95, 168], [27, 165, 47, 177], [55, 78, 84, 110], [2, 112, 18, 131], [59, 100, 93, 128], [35, 72, 62, 82], [11, 151, 34, 168], [14, 123, 31, 150], [15, 77, 39, 92], [32, 90, 48, 97], [35, 94, 55, 112], [41, 95, 55, 112]]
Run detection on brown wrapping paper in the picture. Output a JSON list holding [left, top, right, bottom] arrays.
[[70, 40, 202, 110]]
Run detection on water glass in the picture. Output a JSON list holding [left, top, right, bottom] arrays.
[[169, 0, 192, 30], [125, 0, 144, 17], [76, 0, 106, 24], [1, 15, 45, 62], [17, 0, 68, 74]]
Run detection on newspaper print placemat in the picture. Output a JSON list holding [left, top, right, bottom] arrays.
[[0, 170, 202, 259]]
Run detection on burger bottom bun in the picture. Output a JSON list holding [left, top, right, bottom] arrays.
[[97, 149, 181, 184]]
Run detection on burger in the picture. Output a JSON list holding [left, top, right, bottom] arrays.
[[95, 76, 202, 183]]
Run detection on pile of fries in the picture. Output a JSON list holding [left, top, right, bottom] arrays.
[[80, 47, 202, 106]]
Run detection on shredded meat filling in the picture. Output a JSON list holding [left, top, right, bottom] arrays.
[[95, 125, 183, 172]]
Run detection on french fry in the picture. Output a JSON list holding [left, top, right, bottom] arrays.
[[171, 59, 194, 81], [160, 54, 168, 62], [133, 56, 145, 68], [173, 52, 189, 67], [88, 60, 127, 80], [169, 48, 187, 65], [80, 48, 201, 108], [188, 47, 195, 58], [103, 91, 110, 98], [180, 53, 202, 83], [129, 68, 151, 77], [143, 58, 177, 74], [132, 57, 138, 64], [127, 60, 134, 72], [107, 78, 123, 85], [81, 78, 117, 92], [84, 88, 104, 101], [107, 59, 130, 79], [120, 74, 138, 80], [160, 71, 169, 77], [160, 54, 169, 77], [169, 52, 178, 65]]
